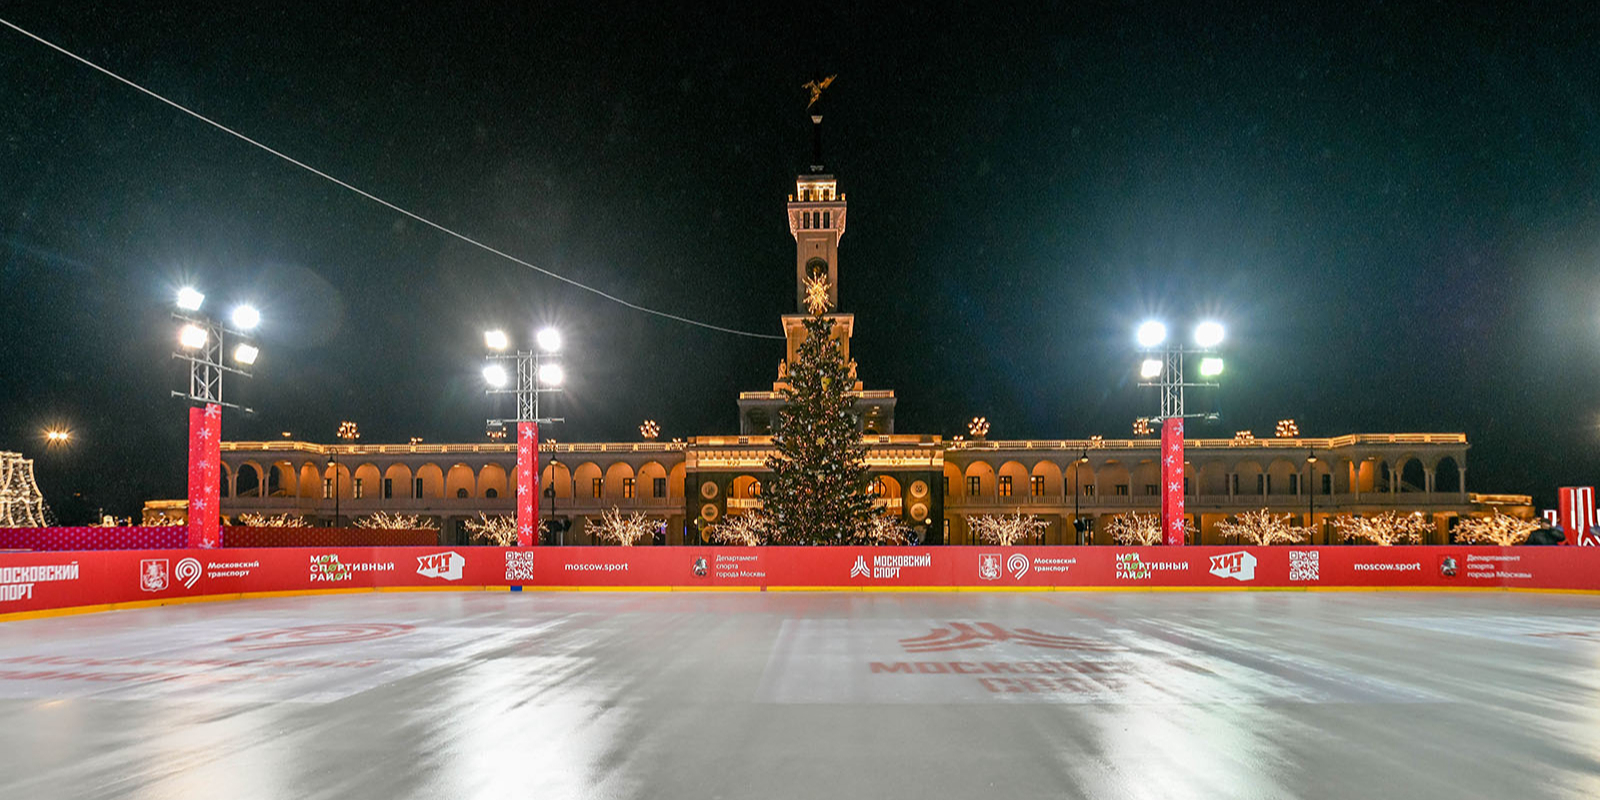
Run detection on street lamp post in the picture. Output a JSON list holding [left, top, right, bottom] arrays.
[[1307, 447, 1320, 545], [485, 327, 564, 547], [1073, 450, 1089, 545], [1136, 320, 1223, 546], [171, 287, 261, 548]]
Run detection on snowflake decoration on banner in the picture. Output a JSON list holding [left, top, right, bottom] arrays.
[[1216, 509, 1308, 546], [969, 513, 1048, 546]]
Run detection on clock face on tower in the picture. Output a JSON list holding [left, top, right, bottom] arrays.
[[806, 258, 827, 280]]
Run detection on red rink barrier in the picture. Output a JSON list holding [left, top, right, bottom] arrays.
[[0, 527, 438, 551], [2, 546, 1597, 620]]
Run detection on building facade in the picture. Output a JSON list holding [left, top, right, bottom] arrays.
[[218, 122, 1530, 544]]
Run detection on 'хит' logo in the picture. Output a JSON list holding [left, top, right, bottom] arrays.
[[416, 552, 465, 581], [1208, 551, 1256, 581]]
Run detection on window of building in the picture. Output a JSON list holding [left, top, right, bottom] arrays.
[[803, 211, 811, 229], [352, 478, 363, 500], [822, 211, 831, 228], [1256, 474, 1266, 494], [1031, 475, 1045, 496], [1082, 484, 1096, 497], [544, 486, 554, 498], [1322, 474, 1333, 495], [1145, 484, 1158, 495], [1265, 475, 1274, 495], [1288, 474, 1301, 495], [943, 475, 950, 495], [623, 478, 635, 499], [485, 488, 498, 498], [653, 477, 667, 498], [998, 476, 1013, 498], [752, 480, 763, 497], [1115, 484, 1129, 496], [967, 475, 981, 496], [323, 478, 333, 499], [1230, 473, 1240, 495], [456, 488, 469, 499], [382, 478, 393, 499], [592, 478, 603, 498], [413, 477, 423, 498], [1184, 477, 1192, 495]]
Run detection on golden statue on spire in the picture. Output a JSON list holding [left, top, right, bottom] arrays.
[[802, 74, 836, 111], [803, 274, 834, 314]]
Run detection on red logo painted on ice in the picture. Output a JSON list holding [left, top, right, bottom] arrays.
[[899, 622, 1115, 653]]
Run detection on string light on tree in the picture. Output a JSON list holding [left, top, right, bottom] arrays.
[[1107, 512, 1196, 546], [1332, 511, 1431, 546], [1216, 509, 1309, 546], [969, 513, 1048, 546], [354, 511, 437, 531], [640, 420, 660, 441], [237, 512, 307, 528], [1453, 510, 1541, 546], [464, 512, 517, 546], [711, 511, 772, 546], [857, 514, 912, 546], [595, 507, 660, 546], [1276, 419, 1300, 438]]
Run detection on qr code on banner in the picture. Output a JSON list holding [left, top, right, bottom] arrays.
[[1289, 550, 1320, 582], [504, 551, 536, 581]]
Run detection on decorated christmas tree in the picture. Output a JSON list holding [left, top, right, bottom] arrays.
[[764, 278, 875, 544]]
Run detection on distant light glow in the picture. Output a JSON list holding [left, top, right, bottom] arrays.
[[231, 305, 261, 330], [1194, 321, 1225, 348], [538, 362, 564, 386], [179, 324, 208, 349], [233, 343, 259, 365], [1136, 320, 1167, 348], [536, 327, 562, 353], [1200, 357, 1225, 377], [485, 330, 509, 350], [483, 364, 509, 387], [176, 287, 204, 311], [44, 429, 70, 443], [1139, 358, 1163, 379]]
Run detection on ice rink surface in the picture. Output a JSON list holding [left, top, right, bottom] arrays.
[[3, 590, 1599, 799]]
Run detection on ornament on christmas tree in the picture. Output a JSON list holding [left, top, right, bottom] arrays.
[[803, 274, 833, 314]]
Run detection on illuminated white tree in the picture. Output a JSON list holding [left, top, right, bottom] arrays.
[[1453, 511, 1541, 546], [1105, 512, 1196, 546], [711, 511, 772, 546], [595, 507, 659, 546], [1333, 511, 1431, 546], [857, 514, 911, 546], [237, 512, 307, 528], [1216, 509, 1308, 546], [969, 513, 1048, 546], [354, 511, 438, 531], [464, 512, 517, 546]]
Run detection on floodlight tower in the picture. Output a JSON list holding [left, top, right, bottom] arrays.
[[484, 327, 564, 546], [1135, 320, 1224, 546], [171, 287, 261, 548]]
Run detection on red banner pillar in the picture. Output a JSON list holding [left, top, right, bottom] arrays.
[[518, 421, 540, 546], [1161, 417, 1186, 546], [186, 403, 221, 548], [1558, 487, 1596, 546]]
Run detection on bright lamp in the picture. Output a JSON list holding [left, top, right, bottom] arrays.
[[233, 343, 259, 365], [483, 364, 509, 388], [1194, 321, 1225, 348], [1140, 359, 1163, 379], [231, 305, 261, 330], [1200, 357, 1225, 377], [485, 330, 509, 350], [179, 324, 209, 349], [176, 287, 205, 311], [536, 327, 562, 353], [538, 362, 564, 386], [1136, 320, 1167, 348]]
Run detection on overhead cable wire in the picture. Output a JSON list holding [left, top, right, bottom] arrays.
[[0, 16, 784, 340]]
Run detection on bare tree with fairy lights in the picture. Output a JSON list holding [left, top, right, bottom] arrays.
[[1216, 509, 1309, 546]]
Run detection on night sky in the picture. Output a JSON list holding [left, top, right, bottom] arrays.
[[3, 2, 1599, 521]]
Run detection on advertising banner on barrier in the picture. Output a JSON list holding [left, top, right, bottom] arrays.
[[3, 546, 1599, 620]]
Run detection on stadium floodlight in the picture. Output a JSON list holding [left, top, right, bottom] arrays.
[[231, 305, 261, 330], [1194, 321, 1225, 348], [536, 327, 562, 353], [538, 362, 565, 386], [485, 329, 509, 350], [483, 364, 509, 388], [1136, 320, 1167, 349], [233, 343, 259, 366], [1140, 358, 1163, 379], [179, 323, 209, 349], [176, 286, 205, 311], [1200, 357, 1225, 377]]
